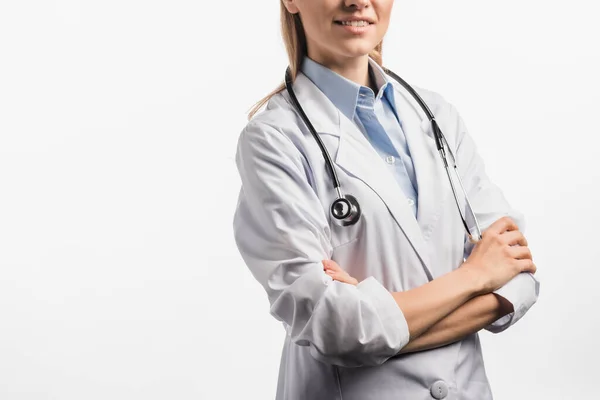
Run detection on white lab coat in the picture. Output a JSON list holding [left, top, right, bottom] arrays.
[[232, 67, 540, 400]]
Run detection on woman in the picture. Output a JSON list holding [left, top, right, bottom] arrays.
[[233, 0, 540, 399]]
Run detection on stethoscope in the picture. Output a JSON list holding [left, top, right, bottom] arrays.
[[284, 66, 483, 244]]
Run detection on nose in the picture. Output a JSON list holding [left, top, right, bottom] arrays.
[[344, 0, 370, 9]]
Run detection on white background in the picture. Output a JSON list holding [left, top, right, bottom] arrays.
[[1, 0, 599, 399]]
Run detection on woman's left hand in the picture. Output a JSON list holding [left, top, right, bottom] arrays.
[[322, 259, 359, 286]]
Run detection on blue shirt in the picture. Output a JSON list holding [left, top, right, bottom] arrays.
[[301, 57, 419, 217]]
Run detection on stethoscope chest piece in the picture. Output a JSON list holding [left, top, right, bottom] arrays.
[[331, 194, 361, 226]]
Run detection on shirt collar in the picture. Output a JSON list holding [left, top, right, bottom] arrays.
[[300, 57, 395, 121]]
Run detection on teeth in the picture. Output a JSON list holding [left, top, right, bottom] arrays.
[[340, 20, 370, 27]]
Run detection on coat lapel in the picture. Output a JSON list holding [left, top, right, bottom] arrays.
[[387, 80, 452, 242], [335, 115, 433, 278], [290, 71, 447, 279]]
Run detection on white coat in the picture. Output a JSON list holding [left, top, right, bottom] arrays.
[[232, 65, 540, 400]]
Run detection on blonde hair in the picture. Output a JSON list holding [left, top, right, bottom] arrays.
[[247, 2, 384, 120]]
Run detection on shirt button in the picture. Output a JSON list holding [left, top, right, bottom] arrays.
[[407, 198, 415, 206], [385, 155, 396, 165], [430, 380, 449, 399]]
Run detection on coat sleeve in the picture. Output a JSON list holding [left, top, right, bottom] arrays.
[[232, 119, 410, 367], [447, 104, 540, 334]]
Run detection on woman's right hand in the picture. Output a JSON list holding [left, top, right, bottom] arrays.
[[463, 216, 537, 294]]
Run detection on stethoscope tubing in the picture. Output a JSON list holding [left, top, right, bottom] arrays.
[[284, 65, 483, 243]]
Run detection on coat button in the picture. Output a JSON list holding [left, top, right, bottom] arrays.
[[430, 380, 449, 399], [407, 198, 415, 206], [385, 155, 396, 165]]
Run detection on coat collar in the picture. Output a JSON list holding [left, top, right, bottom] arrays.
[[290, 72, 341, 136], [289, 71, 453, 279]]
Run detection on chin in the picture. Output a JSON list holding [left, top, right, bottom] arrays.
[[336, 43, 379, 59]]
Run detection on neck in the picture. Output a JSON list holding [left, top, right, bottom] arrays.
[[308, 52, 372, 88]]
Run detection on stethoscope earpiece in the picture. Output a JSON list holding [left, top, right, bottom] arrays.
[[331, 194, 361, 226]]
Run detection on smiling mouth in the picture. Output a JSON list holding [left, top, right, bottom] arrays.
[[334, 20, 373, 27]]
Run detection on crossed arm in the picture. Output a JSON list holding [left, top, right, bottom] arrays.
[[322, 260, 514, 354], [399, 291, 512, 353]]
